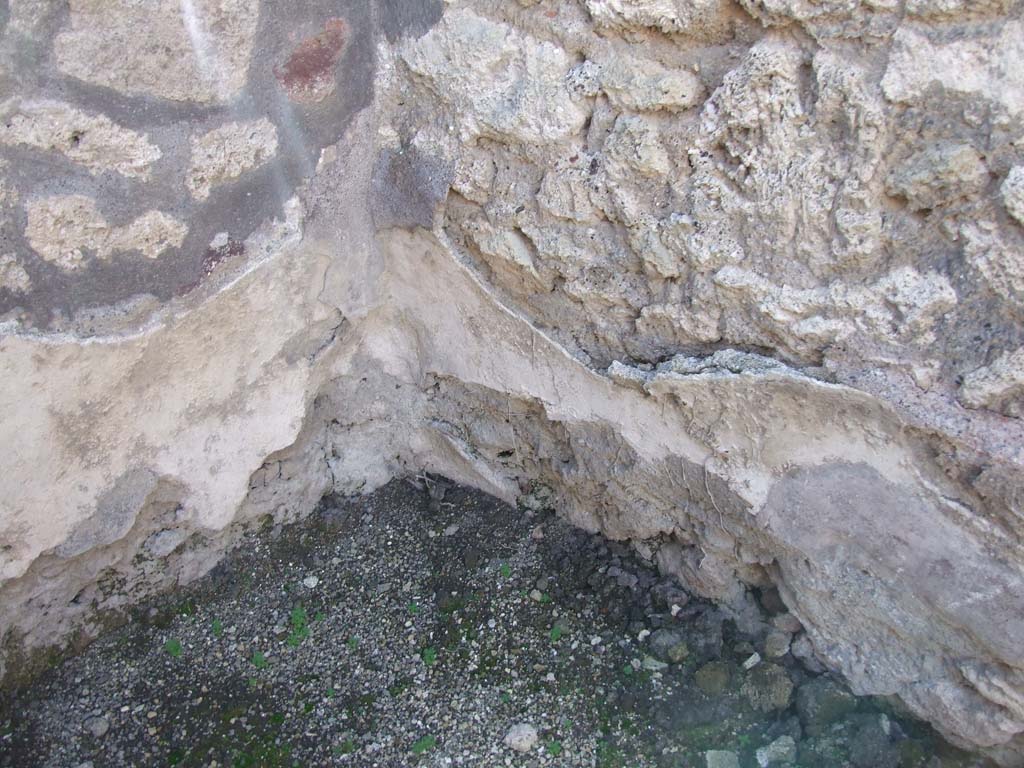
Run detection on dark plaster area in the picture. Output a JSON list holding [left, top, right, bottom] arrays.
[[379, 0, 444, 42], [0, 0, 440, 336], [372, 145, 453, 231]]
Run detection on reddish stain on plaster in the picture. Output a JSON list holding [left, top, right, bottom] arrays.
[[177, 239, 245, 296], [275, 18, 348, 103]]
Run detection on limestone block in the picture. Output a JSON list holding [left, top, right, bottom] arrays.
[[0, 100, 161, 179], [885, 143, 988, 211], [882, 22, 1024, 119], [1001, 166, 1024, 226], [0, 254, 31, 294], [960, 348, 1024, 416], [962, 221, 1024, 311], [187, 119, 280, 201], [54, 0, 259, 104], [605, 114, 671, 178], [24, 195, 187, 270], [596, 56, 704, 112], [584, 0, 732, 39], [400, 10, 587, 144]]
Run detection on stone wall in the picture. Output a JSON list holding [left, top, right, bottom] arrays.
[[0, 0, 1022, 763]]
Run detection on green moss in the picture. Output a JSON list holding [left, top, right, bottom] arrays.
[[411, 734, 437, 754], [164, 638, 183, 658], [286, 606, 310, 647]]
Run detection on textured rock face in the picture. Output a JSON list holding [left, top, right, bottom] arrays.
[[1, 0, 1023, 764]]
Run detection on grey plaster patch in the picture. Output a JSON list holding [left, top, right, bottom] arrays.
[[764, 462, 1024, 670], [143, 529, 187, 558], [54, 469, 158, 559]]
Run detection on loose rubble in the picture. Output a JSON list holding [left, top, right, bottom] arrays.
[[0, 481, 993, 768]]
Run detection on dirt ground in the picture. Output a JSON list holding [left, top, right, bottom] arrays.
[[0, 479, 991, 768]]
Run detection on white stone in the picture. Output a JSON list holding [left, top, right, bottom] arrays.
[[756, 735, 797, 766], [885, 143, 987, 211], [537, 166, 599, 223], [705, 750, 740, 768], [0, 159, 15, 206], [605, 114, 670, 178], [907, 0, 1014, 17], [642, 654, 668, 671], [144, 530, 187, 558], [764, 630, 792, 659], [465, 220, 547, 289], [961, 221, 1024, 310], [503, 723, 537, 753]]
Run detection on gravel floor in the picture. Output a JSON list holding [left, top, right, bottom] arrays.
[[0, 479, 993, 768]]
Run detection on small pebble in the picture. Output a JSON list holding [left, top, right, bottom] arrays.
[[756, 735, 797, 767], [764, 629, 791, 658], [706, 750, 740, 768], [503, 723, 538, 753], [83, 715, 109, 739], [642, 655, 668, 671]]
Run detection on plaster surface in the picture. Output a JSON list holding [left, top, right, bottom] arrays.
[[0, 0, 1022, 763]]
